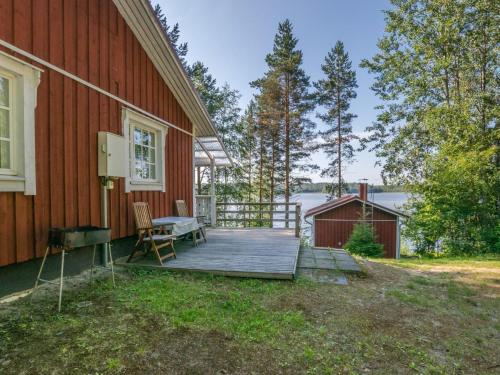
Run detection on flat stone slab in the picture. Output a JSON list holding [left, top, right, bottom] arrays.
[[335, 260, 362, 272], [298, 247, 362, 273], [297, 268, 348, 285], [296, 247, 362, 284]]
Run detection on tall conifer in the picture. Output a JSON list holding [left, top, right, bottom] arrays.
[[253, 19, 315, 226], [314, 41, 358, 199]]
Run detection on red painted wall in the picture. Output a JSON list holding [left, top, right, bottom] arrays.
[[0, 0, 193, 266], [314, 200, 398, 258]]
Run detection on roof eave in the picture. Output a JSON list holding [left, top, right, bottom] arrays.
[[305, 196, 407, 218], [113, 1, 218, 138]]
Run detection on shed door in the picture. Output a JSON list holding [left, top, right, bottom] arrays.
[[315, 220, 354, 249]]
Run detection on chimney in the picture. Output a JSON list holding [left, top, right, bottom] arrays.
[[359, 182, 368, 201]]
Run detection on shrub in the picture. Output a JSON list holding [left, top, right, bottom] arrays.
[[344, 222, 384, 257]]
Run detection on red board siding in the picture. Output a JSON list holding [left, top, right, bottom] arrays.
[[0, 0, 194, 266], [314, 201, 398, 258]]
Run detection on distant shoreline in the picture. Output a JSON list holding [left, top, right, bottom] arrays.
[[297, 182, 405, 194]]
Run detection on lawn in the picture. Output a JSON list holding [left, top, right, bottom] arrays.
[[0, 255, 499, 374]]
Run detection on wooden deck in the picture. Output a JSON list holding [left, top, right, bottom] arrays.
[[115, 228, 301, 279]]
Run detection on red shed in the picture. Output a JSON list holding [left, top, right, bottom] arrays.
[[304, 183, 405, 258]]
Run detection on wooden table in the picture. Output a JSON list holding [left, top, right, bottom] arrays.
[[152, 217, 203, 245]]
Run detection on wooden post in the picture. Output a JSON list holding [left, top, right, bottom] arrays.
[[269, 202, 273, 228], [295, 203, 301, 238], [285, 203, 289, 229], [243, 203, 247, 228], [210, 159, 216, 227]]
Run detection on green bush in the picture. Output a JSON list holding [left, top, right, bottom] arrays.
[[344, 222, 384, 257]]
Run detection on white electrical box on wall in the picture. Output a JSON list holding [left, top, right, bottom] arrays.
[[97, 132, 127, 178]]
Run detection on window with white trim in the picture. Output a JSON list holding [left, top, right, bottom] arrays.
[[0, 52, 41, 195], [0, 73, 14, 174], [122, 108, 167, 192]]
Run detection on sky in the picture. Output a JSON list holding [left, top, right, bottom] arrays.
[[155, 0, 391, 184]]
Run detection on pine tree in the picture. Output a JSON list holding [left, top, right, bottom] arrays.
[[239, 101, 258, 203], [151, 3, 188, 68], [252, 72, 283, 207], [314, 41, 358, 199], [187, 61, 222, 117], [253, 19, 316, 226], [213, 84, 242, 203]]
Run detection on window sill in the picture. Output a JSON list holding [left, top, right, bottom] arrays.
[[0, 175, 25, 192], [128, 181, 164, 192]]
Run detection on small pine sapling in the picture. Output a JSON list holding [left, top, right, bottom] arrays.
[[344, 222, 384, 257]]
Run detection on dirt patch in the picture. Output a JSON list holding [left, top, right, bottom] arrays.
[[121, 327, 300, 375]]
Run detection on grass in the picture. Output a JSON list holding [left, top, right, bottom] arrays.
[[0, 254, 499, 374], [378, 253, 500, 269]]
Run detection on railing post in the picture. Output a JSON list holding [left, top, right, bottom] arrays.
[[269, 202, 273, 228], [295, 202, 301, 238], [285, 203, 289, 229], [243, 203, 247, 228]]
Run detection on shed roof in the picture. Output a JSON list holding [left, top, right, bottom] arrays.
[[304, 195, 407, 218]]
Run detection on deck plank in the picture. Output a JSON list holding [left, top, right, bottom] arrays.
[[115, 228, 300, 279]]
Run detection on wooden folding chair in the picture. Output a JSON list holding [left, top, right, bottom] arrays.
[[175, 200, 207, 243], [127, 202, 176, 265]]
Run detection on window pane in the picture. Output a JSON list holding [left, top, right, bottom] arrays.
[[0, 140, 10, 169], [0, 108, 8, 138], [135, 167, 142, 179], [143, 162, 150, 179], [149, 164, 156, 180], [0, 77, 8, 107], [150, 148, 156, 163], [150, 132, 155, 147], [134, 128, 142, 144], [143, 131, 151, 146], [134, 144, 143, 161], [135, 160, 147, 180]]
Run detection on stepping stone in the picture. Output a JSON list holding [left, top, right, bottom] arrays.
[[314, 259, 337, 270], [312, 250, 333, 259], [335, 261, 362, 272], [296, 268, 348, 285], [297, 258, 316, 268]]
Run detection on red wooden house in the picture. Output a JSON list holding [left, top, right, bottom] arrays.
[[0, 0, 228, 268], [305, 183, 405, 258]]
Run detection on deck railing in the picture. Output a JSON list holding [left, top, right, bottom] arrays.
[[195, 195, 214, 226], [216, 202, 302, 238]]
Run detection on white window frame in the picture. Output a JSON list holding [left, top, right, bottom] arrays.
[[122, 107, 167, 192], [0, 71, 15, 175], [0, 52, 42, 195]]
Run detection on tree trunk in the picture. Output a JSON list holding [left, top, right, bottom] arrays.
[[284, 74, 290, 228], [269, 133, 276, 228], [247, 150, 252, 203], [258, 130, 264, 225], [337, 88, 342, 199]]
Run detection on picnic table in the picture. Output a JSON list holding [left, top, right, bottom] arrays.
[[152, 216, 204, 245]]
